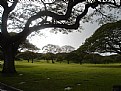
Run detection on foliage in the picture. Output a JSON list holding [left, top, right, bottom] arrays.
[[19, 40, 39, 52], [8, 32, 39, 51], [42, 44, 75, 54], [16, 51, 37, 63], [42, 44, 61, 54], [42, 44, 75, 63], [78, 20, 121, 54], [61, 45, 75, 53], [56, 53, 66, 63], [64, 51, 80, 64]]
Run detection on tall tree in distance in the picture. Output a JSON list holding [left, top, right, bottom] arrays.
[[0, 0, 121, 73], [42, 44, 75, 53], [42, 44, 61, 54], [61, 45, 75, 53], [42, 44, 60, 63]]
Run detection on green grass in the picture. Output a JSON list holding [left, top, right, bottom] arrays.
[[0, 61, 121, 91]]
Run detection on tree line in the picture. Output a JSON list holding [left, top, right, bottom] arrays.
[[0, 50, 120, 64]]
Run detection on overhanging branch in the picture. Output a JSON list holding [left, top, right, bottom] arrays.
[[9, 0, 18, 12], [14, 0, 121, 44]]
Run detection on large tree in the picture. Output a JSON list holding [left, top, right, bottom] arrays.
[[0, 0, 121, 73], [78, 20, 121, 54]]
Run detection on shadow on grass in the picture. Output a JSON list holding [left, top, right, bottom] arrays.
[[15, 65, 36, 68], [87, 65, 121, 68], [0, 63, 36, 69]]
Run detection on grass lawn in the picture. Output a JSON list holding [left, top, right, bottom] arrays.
[[0, 61, 121, 91]]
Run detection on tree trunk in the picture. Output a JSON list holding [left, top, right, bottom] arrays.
[[32, 58, 33, 63], [52, 59, 54, 64], [67, 60, 69, 64], [2, 44, 17, 74], [28, 59, 29, 62]]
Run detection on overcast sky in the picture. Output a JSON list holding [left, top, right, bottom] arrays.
[[29, 22, 99, 52]]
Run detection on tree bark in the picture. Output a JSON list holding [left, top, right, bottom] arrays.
[[52, 59, 54, 64], [67, 60, 69, 64], [32, 58, 33, 63], [2, 44, 17, 74]]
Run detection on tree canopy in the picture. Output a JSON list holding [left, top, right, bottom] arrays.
[[19, 40, 39, 52], [78, 20, 121, 54], [42, 44, 75, 54], [42, 44, 61, 54]]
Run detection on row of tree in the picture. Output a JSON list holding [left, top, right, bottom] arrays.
[[15, 44, 75, 64], [6, 50, 121, 64], [42, 44, 75, 54]]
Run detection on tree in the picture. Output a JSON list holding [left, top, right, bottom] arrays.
[[42, 44, 75, 53], [42, 44, 59, 63], [61, 45, 75, 53], [65, 51, 81, 64], [56, 53, 64, 63], [0, 0, 121, 73], [42, 44, 61, 54], [78, 20, 121, 54], [7, 32, 39, 52], [19, 40, 39, 52], [16, 51, 37, 63]]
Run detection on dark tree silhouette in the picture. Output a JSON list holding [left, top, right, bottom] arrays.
[[19, 40, 39, 52], [78, 20, 121, 54], [0, 0, 121, 73]]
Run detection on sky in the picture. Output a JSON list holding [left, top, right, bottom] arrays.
[[29, 22, 99, 52]]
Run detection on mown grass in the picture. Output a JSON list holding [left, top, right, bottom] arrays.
[[0, 61, 121, 91]]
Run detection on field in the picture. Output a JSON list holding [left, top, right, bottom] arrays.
[[0, 61, 121, 91]]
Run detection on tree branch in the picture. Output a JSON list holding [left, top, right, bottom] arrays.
[[99, 0, 121, 7], [1, 10, 9, 35], [0, 0, 8, 9], [21, 0, 89, 33], [0, 0, 18, 36], [14, 0, 121, 44], [9, 0, 18, 12]]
